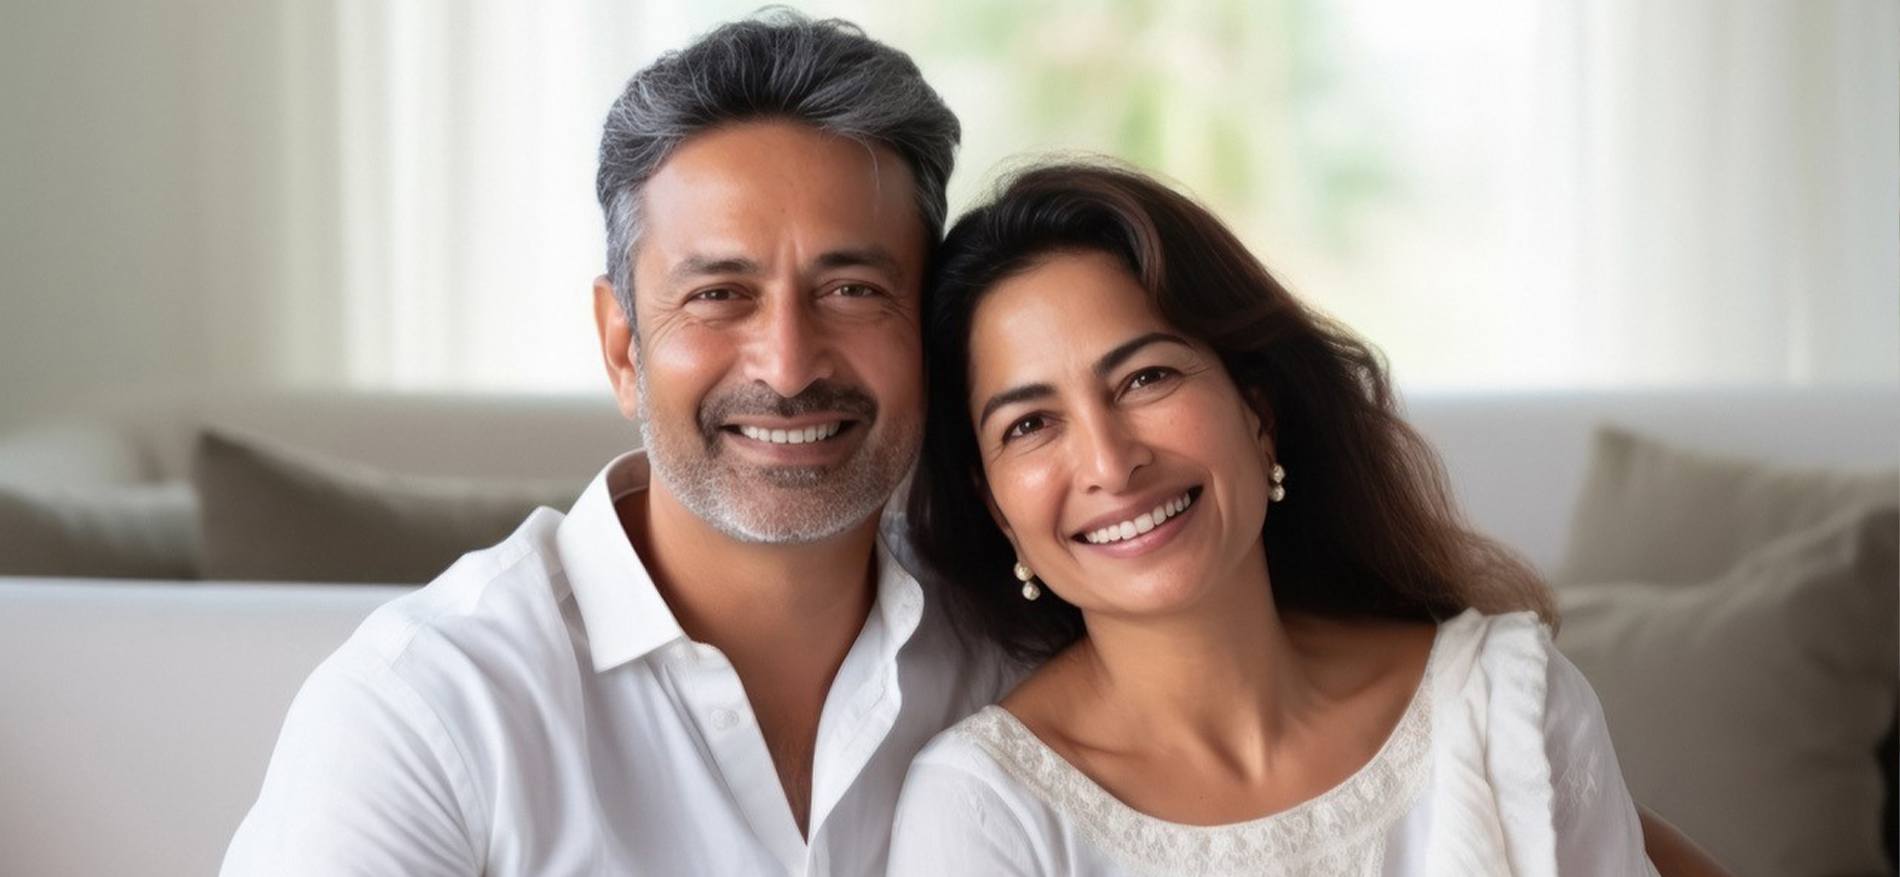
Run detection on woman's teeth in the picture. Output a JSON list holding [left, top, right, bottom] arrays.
[[1083, 490, 1195, 545], [737, 422, 844, 445]]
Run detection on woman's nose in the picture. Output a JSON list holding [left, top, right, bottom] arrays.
[[1074, 408, 1152, 494]]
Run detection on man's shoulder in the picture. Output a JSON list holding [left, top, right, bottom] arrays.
[[333, 507, 580, 685]]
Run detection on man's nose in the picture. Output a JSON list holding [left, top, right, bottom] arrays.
[[1075, 407, 1152, 495], [745, 291, 834, 400]]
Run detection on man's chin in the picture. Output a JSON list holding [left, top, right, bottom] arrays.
[[743, 463, 838, 490], [702, 495, 878, 545], [673, 466, 888, 544], [644, 421, 918, 545]]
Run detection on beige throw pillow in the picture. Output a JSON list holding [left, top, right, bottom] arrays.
[[1557, 506, 1899, 877], [194, 430, 582, 583], [0, 482, 198, 578], [1556, 426, 1897, 587]]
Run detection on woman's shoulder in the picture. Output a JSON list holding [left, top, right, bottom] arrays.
[[904, 705, 1054, 807], [906, 703, 1102, 832], [1434, 609, 1619, 759], [1425, 608, 1553, 689], [1416, 611, 1649, 874], [893, 707, 1061, 874], [1421, 608, 1609, 807], [915, 705, 1023, 770]]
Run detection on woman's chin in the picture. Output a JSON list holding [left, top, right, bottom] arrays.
[[1066, 571, 1216, 619]]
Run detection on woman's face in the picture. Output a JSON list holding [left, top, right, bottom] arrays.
[[967, 250, 1274, 617]]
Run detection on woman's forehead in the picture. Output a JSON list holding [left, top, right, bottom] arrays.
[[965, 251, 1179, 391]]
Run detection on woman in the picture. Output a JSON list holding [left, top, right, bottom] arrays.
[[890, 163, 1657, 875]]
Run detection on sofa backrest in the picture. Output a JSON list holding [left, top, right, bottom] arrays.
[[8, 384, 1896, 572], [1405, 386, 1899, 571]]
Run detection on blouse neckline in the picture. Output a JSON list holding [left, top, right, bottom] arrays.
[[957, 620, 1447, 874]]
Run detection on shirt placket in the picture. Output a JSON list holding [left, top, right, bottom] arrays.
[[664, 641, 807, 875], [806, 574, 922, 867]]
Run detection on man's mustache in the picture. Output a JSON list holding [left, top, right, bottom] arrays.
[[698, 380, 878, 444]]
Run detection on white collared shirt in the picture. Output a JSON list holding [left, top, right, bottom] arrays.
[[222, 451, 1014, 876]]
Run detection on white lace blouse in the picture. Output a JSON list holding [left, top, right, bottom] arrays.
[[887, 610, 1658, 876]]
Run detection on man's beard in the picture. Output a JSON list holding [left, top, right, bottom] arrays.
[[636, 368, 919, 544]]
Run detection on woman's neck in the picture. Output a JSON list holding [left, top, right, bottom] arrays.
[[1068, 544, 1319, 773]]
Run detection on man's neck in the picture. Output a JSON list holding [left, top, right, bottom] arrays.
[[620, 483, 881, 652], [615, 482, 882, 838]]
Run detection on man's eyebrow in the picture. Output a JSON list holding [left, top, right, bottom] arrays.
[[1094, 332, 1192, 378], [669, 254, 759, 284], [667, 248, 902, 285], [814, 246, 902, 277], [977, 383, 1056, 431]]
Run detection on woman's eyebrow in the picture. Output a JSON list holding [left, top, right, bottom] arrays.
[[1093, 332, 1191, 378], [976, 383, 1055, 431]]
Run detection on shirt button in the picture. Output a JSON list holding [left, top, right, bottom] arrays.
[[710, 708, 739, 731]]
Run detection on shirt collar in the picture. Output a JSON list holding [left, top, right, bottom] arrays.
[[555, 450, 929, 674], [555, 450, 686, 672], [869, 531, 926, 659]]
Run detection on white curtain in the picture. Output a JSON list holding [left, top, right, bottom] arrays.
[[324, 0, 663, 391], [1555, 0, 1899, 385], [303, 0, 1897, 392]]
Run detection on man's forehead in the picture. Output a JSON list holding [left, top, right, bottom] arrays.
[[638, 135, 927, 284], [637, 121, 922, 252]]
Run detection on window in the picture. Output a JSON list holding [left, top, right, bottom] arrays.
[[313, 0, 1897, 392]]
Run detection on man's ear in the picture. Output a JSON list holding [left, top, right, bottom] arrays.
[[593, 276, 642, 422]]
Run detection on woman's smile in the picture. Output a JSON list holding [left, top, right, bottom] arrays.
[[1070, 485, 1202, 558]]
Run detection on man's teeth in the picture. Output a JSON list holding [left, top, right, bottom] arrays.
[[737, 422, 844, 445], [1083, 490, 1195, 545]]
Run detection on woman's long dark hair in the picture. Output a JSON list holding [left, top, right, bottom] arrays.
[[906, 162, 1554, 664]]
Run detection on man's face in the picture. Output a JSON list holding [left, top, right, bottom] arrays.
[[604, 120, 928, 544]]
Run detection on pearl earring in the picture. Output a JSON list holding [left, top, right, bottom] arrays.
[[1013, 561, 1041, 601], [1269, 462, 1287, 502]]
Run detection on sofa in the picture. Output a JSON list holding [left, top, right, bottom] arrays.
[[0, 387, 1893, 876]]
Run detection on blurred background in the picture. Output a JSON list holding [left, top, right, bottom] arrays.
[[2, 0, 1894, 428]]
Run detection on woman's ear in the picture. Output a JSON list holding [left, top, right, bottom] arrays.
[[1242, 385, 1276, 452], [974, 469, 1020, 551]]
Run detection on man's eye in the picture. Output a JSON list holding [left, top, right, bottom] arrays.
[[689, 288, 737, 303], [832, 283, 881, 298], [1003, 414, 1046, 442]]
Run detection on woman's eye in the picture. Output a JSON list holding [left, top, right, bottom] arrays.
[[1125, 366, 1177, 391], [1003, 414, 1046, 442], [832, 283, 881, 298]]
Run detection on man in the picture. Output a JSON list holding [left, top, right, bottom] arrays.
[[225, 12, 1726, 876], [224, 14, 1007, 876]]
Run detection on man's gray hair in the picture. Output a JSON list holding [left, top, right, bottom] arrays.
[[595, 11, 960, 320]]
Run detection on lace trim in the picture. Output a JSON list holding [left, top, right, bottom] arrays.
[[955, 635, 1441, 877]]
